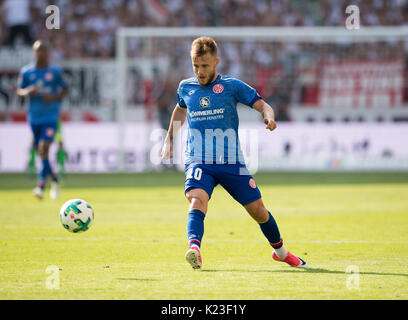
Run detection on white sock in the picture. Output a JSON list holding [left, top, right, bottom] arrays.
[[274, 245, 288, 259]]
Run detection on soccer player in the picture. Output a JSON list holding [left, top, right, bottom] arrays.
[[161, 37, 308, 269], [27, 117, 67, 178], [17, 40, 68, 200]]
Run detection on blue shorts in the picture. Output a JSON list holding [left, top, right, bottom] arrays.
[[30, 122, 57, 148], [184, 162, 262, 206]]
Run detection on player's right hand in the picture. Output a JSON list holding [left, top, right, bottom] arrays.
[[161, 138, 173, 160], [264, 118, 277, 131]]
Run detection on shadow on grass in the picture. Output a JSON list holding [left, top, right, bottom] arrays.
[[116, 278, 158, 281], [201, 267, 408, 278]]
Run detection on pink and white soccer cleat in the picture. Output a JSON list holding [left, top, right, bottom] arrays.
[[272, 251, 308, 268], [185, 246, 202, 270]]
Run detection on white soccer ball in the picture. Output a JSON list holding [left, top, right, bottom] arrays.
[[59, 199, 94, 233]]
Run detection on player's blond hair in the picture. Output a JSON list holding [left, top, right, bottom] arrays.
[[191, 37, 218, 57]]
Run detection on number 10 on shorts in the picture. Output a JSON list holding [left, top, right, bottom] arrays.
[[186, 167, 203, 181]]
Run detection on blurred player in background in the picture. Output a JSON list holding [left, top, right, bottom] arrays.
[[27, 118, 67, 179], [162, 37, 308, 269], [17, 40, 68, 199]]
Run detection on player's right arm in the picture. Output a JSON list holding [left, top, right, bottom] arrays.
[[161, 104, 187, 160], [16, 85, 38, 97], [16, 69, 38, 97]]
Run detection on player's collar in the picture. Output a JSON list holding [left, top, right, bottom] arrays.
[[209, 74, 221, 85], [35, 62, 49, 71]]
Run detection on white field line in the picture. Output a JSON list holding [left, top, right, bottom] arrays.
[[0, 236, 407, 245]]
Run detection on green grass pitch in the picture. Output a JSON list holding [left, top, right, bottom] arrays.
[[0, 171, 407, 300]]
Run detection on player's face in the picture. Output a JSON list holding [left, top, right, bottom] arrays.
[[191, 53, 220, 86], [34, 46, 49, 65]]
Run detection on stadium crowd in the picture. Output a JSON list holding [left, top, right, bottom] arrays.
[[1, 0, 407, 122], [1, 0, 408, 58]]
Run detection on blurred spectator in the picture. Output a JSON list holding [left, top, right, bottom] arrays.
[[156, 74, 177, 130], [0, 0, 407, 122], [2, 0, 32, 47], [0, 0, 405, 59], [155, 73, 178, 169]]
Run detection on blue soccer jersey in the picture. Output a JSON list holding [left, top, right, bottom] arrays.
[[18, 63, 67, 125], [177, 74, 261, 164]]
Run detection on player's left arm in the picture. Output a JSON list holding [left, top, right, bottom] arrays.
[[42, 87, 69, 102], [252, 99, 277, 131], [42, 68, 69, 102]]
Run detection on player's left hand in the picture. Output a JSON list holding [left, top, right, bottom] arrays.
[[42, 93, 57, 102], [264, 118, 277, 131]]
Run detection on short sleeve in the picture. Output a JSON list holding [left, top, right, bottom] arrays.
[[234, 79, 261, 107], [177, 83, 187, 108]]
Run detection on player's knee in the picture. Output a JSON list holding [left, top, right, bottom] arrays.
[[245, 199, 268, 223], [190, 197, 204, 211], [254, 209, 269, 223], [37, 145, 46, 158], [186, 189, 208, 213], [37, 141, 50, 159], [188, 196, 206, 212]]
